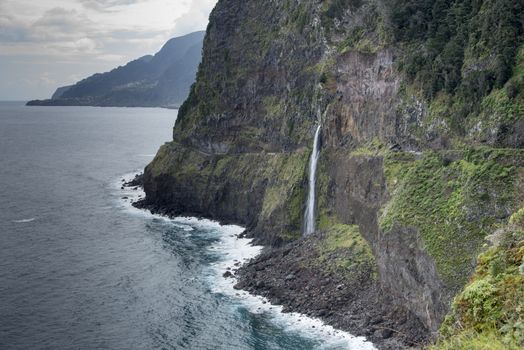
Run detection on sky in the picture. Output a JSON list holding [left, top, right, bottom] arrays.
[[0, 0, 217, 100]]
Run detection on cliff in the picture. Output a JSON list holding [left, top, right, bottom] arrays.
[[140, 0, 524, 348], [27, 31, 205, 108]]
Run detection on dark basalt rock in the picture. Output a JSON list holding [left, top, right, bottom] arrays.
[[235, 234, 429, 350], [138, 0, 524, 348]]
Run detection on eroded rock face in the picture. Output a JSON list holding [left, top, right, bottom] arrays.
[[325, 50, 402, 148], [174, 0, 324, 154], [141, 0, 523, 347], [321, 152, 447, 332], [141, 143, 310, 246], [376, 225, 447, 332]]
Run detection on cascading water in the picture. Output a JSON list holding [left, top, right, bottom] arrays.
[[304, 124, 321, 235]]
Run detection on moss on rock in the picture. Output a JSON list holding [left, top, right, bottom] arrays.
[[144, 142, 309, 244], [315, 220, 377, 280], [380, 148, 523, 291], [432, 213, 524, 349]]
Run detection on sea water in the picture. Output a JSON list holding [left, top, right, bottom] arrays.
[[0, 102, 374, 350]]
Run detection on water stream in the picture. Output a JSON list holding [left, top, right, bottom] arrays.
[[304, 124, 321, 235]]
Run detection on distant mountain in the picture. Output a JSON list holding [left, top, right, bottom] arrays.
[[51, 85, 73, 100], [27, 31, 205, 108]]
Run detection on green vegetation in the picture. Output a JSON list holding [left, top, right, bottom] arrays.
[[392, 0, 523, 94], [262, 96, 286, 120], [148, 143, 211, 180], [316, 218, 377, 279], [175, 0, 323, 149], [312, 157, 377, 279], [322, 0, 363, 21], [431, 211, 524, 349], [390, 0, 523, 140], [327, 0, 386, 54], [260, 149, 309, 240], [338, 27, 379, 54], [292, 3, 310, 32], [350, 137, 387, 156], [510, 207, 524, 226], [211, 150, 309, 241], [325, 0, 523, 144], [148, 142, 310, 242], [380, 148, 523, 290], [430, 330, 523, 350]]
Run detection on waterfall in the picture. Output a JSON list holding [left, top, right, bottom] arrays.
[[304, 124, 321, 235]]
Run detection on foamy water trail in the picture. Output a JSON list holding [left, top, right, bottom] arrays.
[[13, 218, 36, 223], [209, 235, 376, 349], [116, 172, 375, 350]]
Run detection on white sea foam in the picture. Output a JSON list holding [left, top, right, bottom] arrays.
[[116, 172, 376, 349], [208, 232, 376, 350], [13, 218, 36, 223], [115, 173, 199, 230]]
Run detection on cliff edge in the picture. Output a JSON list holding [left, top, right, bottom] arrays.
[[140, 0, 524, 348]]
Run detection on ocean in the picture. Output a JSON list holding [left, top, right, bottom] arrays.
[[0, 102, 374, 350]]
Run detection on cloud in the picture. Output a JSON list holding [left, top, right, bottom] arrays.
[[97, 53, 126, 61], [171, 0, 216, 35], [0, 7, 97, 44], [79, 0, 146, 12], [22, 71, 56, 87], [0, 7, 105, 57], [0, 14, 29, 42], [37, 72, 56, 85], [0, 0, 218, 99], [32, 8, 97, 43]]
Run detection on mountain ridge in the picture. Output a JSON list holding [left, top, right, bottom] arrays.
[[27, 31, 205, 108]]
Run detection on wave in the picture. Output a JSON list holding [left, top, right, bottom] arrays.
[[116, 172, 376, 349], [208, 232, 375, 349], [13, 218, 36, 223], [115, 172, 196, 229]]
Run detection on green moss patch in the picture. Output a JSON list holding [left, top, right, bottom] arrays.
[[430, 329, 523, 350], [147, 142, 310, 242], [260, 150, 309, 240], [380, 148, 523, 291], [350, 137, 388, 157], [148, 143, 211, 180], [313, 215, 377, 280], [433, 216, 524, 349]]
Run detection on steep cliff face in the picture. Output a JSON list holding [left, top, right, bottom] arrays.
[[142, 0, 524, 347], [317, 149, 523, 334], [143, 0, 326, 244]]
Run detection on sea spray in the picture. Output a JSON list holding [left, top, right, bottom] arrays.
[[118, 172, 375, 349], [304, 124, 321, 235]]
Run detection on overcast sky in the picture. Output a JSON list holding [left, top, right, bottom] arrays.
[[0, 0, 217, 100]]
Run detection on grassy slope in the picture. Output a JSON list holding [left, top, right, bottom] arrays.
[[430, 209, 524, 349]]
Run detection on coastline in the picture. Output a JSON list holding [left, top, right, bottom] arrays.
[[25, 101, 180, 109], [130, 169, 431, 350], [234, 237, 429, 350], [119, 172, 376, 349]]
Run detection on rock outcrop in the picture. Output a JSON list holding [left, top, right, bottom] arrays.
[[139, 0, 524, 348]]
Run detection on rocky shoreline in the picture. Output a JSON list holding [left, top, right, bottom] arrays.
[[234, 233, 430, 350], [129, 172, 429, 350]]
